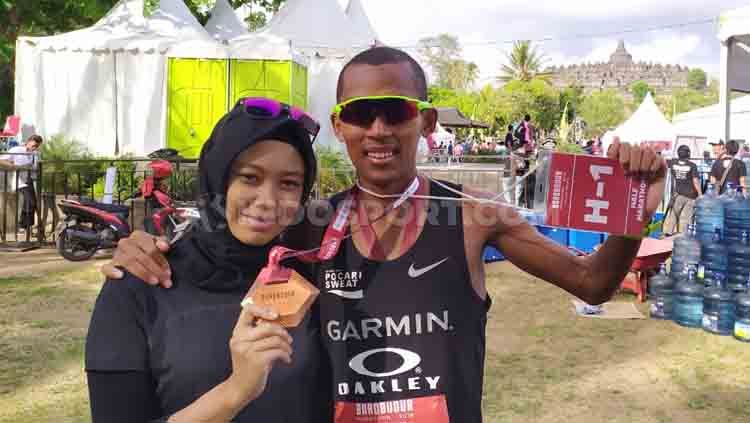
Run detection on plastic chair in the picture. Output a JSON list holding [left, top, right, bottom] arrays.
[[0, 115, 21, 150]]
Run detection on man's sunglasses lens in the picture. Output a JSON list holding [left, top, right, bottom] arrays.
[[339, 99, 419, 126]]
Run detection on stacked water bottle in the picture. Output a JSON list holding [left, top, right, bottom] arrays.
[[649, 183, 750, 343]]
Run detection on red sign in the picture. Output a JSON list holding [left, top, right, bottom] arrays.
[[545, 152, 649, 236], [335, 395, 449, 423]]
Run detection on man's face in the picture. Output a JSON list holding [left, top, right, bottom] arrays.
[[332, 62, 437, 193], [712, 144, 724, 157], [25, 141, 40, 152]]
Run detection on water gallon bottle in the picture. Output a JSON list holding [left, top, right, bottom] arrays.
[[649, 263, 675, 319], [734, 279, 750, 342], [670, 224, 701, 277], [700, 228, 728, 280], [728, 231, 750, 292], [674, 267, 704, 328], [724, 186, 750, 244], [702, 273, 736, 335], [695, 184, 724, 244]]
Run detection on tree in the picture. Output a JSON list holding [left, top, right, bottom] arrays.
[[687, 68, 707, 91], [502, 78, 560, 132], [418, 34, 479, 91], [497, 40, 551, 83], [579, 89, 626, 137], [629, 80, 653, 105]]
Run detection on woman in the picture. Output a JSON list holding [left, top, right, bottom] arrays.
[[86, 98, 330, 422]]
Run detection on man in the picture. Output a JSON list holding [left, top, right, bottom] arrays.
[[0, 135, 42, 231], [709, 139, 746, 194], [103, 47, 665, 422], [710, 139, 725, 161], [664, 145, 701, 235]]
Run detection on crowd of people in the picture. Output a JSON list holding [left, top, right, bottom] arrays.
[[663, 139, 749, 236]]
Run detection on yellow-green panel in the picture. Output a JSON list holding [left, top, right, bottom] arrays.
[[167, 59, 228, 159], [230, 60, 289, 105], [291, 62, 308, 109]]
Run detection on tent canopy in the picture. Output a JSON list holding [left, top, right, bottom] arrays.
[[601, 92, 676, 154], [719, 6, 750, 94], [261, 0, 375, 52], [205, 0, 249, 42], [345, 0, 378, 43], [21, 0, 215, 53], [437, 107, 490, 128], [673, 95, 750, 143]]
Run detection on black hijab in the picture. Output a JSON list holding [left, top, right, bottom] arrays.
[[169, 101, 317, 292]]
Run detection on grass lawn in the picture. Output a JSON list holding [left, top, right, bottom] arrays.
[[0, 261, 749, 422]]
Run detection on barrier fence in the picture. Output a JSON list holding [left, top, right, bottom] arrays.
[[2, 152, 693, 251]]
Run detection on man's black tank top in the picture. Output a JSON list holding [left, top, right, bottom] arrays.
[[317, 179, 490, 423]]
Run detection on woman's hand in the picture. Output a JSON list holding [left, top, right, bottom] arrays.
[[100, 230, 173, 287], [224, 304, 293, 407]]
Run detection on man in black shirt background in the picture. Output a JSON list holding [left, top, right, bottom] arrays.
[[710, 139, 747, 194], [664, 145, 701, 235]]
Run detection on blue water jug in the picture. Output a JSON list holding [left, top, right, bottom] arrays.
[[670, 224, 701, 277], [702, 274, 736, 335], [724, 186, 750, 244], [674, 267, 704, 328], [728, 231, 750, 291], [695, 184, 724, 244], [734, 279, 750, 342], [649, 263, 674, 319], [700, 228, 728, 280]]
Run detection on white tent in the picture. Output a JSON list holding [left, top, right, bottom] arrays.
[[601, 92, 676, 154], [260, 0, 379, 150], [262, 0, 375, 53], [14, 0, 216, 156], [673, 96, 750, 144], [205, 0, 249, 42], [718, 6, 750, 142], [345, 0, 379, 43]]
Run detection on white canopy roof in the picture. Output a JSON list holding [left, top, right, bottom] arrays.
[[205, 0, 249, 41], [719, 6, 750, 93], [262, 0, 375, 52], [601, 92, 676, 153], [673, 95, 750, 143], [20, 0, 214, 53], [345, 0, 378, 43]]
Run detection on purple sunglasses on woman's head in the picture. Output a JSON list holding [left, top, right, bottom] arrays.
[[239, 97, 320, 142]]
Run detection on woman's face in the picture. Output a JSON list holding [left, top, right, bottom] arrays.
[[225, 140, 306, 246]]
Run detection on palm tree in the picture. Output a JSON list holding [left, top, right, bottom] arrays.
[[497, 40, 551, 83]]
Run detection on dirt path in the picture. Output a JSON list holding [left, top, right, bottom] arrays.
[[0, 248, 110, 278]]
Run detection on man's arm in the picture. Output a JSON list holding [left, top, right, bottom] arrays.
[[471, 140, 664, 305], [693, 177, 702, 196]]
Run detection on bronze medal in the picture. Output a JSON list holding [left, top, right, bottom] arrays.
[[242, 247, 320, 328]]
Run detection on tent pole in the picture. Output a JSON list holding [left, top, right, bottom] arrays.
[[720, 38, 732, 143], [113, 51, 120, 156]]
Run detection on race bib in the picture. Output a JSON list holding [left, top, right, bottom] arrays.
[[334, 396, 449, 423]]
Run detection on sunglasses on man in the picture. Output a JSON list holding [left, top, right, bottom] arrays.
[[331, 95, 434, 128]]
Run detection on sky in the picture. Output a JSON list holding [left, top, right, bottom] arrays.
[[335, 0, 750, 87]]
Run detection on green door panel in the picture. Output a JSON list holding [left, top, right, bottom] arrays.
[[167, 59, 228, 159]]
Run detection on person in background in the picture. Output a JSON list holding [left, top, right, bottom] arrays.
[[504, 124, 514, 151], [664, 145, 701, 235], [0, 134, 43, 232], [710, 139, 747, 194], [710, 139, 725, 161], [522, 114, 535, 155]]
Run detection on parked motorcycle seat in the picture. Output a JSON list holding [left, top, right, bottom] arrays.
[[79, 199, 131, 218]]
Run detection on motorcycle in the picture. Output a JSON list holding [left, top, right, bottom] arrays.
[[56, 159, 193, 261]]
